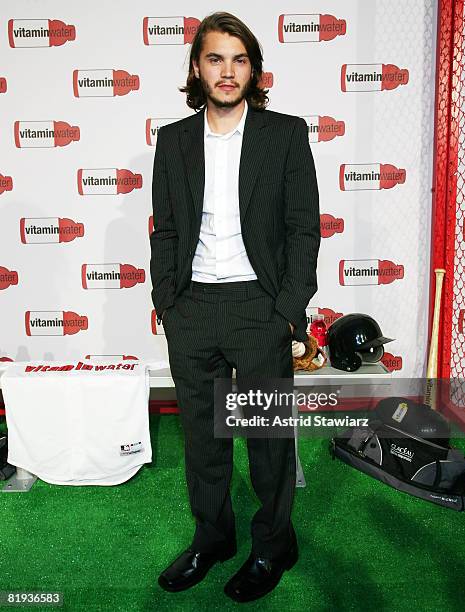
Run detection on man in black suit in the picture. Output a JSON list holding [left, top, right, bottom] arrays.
[[150, 11, 320, 603]]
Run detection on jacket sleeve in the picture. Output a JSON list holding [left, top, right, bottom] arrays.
[[149, 126, 178, 315], [274, 117, 320, 326]]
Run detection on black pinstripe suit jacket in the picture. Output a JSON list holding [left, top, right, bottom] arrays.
[[150, 104, 320, 342]]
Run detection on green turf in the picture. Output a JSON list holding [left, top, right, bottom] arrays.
[[0, 415, 464, 611]]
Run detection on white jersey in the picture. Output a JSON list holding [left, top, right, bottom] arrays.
[[2, 360, 152, 486]]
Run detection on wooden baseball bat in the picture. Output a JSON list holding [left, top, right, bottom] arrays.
[[424, 268, 446, 409]]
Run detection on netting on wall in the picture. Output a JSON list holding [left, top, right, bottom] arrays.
[[433, 0, 465, 408]]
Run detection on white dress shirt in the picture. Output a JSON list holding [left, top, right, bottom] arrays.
[[191, 100, 258, 283]]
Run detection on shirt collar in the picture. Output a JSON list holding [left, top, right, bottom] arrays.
[[204, 99, 248, 139]]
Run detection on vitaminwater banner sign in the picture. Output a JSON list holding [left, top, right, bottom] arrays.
[[0, 0, 437, 377]]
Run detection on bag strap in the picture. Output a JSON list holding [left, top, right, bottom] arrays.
[[347, 426, 375, 453]]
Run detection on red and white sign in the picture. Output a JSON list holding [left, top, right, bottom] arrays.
[[8, 19, 75, 48], [20, 218, 84, 244], [146, 118, 179, 146], [25, 311, 88, 336], [341, 64, 409, 92], [77, 168, 142, 195], [73, 70, 139, 97], [340, 164, 406, 190], [303, 115, 345, 143], [143, 16, 200, 45], [339, 259, 404, 286], [81, 264, 145, 289], [14, 121, 80, 148], [278, 14, 346, 43]]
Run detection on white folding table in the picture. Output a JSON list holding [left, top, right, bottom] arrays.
[[0, 362, 391, 492]]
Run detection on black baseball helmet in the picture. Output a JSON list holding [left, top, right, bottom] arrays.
[[327, 313, 394, 372]]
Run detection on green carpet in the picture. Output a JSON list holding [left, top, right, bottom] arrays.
[[0, 415, 464, 611]]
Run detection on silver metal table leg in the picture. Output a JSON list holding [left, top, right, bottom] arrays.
[[2, 467, 37, 492]]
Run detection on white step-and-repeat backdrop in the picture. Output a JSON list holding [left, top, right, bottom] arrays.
[[0, 0, 437, 375]]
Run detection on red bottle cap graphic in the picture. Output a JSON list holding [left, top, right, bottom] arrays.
[[0, 266, 18, 290], [320, 214, 344, 238], [0, 174, 13, 194], [259, 72, 274, 89], [0, 77, 7, 93], [381, 352, 403, 371]]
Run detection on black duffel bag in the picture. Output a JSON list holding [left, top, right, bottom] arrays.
[[330, 397, 465, 511], [0, 432, 16, 481]]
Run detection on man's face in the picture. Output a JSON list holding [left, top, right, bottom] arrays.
[[192, 30, 253, 109]]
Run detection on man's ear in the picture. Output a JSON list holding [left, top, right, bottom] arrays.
[[193, 60, 199, 79]]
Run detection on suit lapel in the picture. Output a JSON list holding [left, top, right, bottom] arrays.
[[180, 103, 269, 225], [238, 106, 268, 224], [180, 108, 205, 223]]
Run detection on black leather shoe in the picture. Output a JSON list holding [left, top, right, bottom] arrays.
[[158, 542, 237, 592], [223, 540, 298, 603]]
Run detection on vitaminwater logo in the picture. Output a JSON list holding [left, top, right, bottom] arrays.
[[0, 356, 13, 362], [381, 352, 403, 372], [24, 361, 137, 372], [151, 310, 166, 336], [20, 217, 84, 244], [146, 118, 179, 146], [320, 214, 344, 238], [340, 164, 406, 190], [85, 354, 138, 360], [278, 14, 346, 43], [258, 72, 274, 89], [0, 266, 18, 290], [341, 64, 409, 92], [303, 115, 345, 143], [77, 168, 142, 195], [8, 19, 75, 47], [143, 16, 200, 45], [25, 311, 88, 336], [306, 307, 343, 329], [0, 78, 7, 93], [73, 70, 139, 97], [149, 216, 154, 235], [339, 259, 404, 286], [0, 173, 13, 195], [81, 264, 145, 289], [14, 121, 80, 148]]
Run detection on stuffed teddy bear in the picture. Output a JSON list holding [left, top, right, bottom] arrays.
[[292, 335, 326, 372]]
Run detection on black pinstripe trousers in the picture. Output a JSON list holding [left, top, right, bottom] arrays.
[[162, 278, 297, 559]]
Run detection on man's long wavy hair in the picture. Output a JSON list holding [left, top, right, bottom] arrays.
[[179, 12, 269, 112]]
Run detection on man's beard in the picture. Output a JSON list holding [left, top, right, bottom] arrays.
[[199, 73, 252, 108]]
